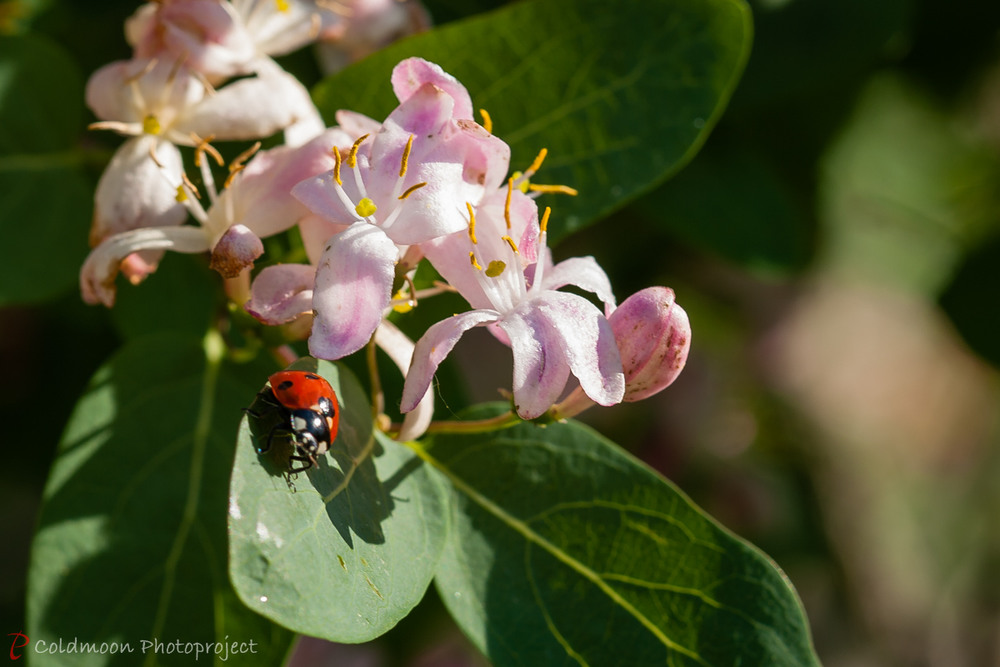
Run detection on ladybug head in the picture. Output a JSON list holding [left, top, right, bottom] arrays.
[[289, 408, 331, 464]]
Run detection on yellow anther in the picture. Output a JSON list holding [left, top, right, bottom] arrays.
[[399, 181, 427, 200], [223, 164, 244, 189], [479, 108, 493, 134], [485, 260, 506, 278], [230, 141, 261, 171], [332, 146, 343, 185], [347, 133, 369, 168], [526, 148, 548, 175], [356, 197, 377, 218], [391, 290, 414, 314], [511, 171, 530, 193], [142, 114, 161, 135], [501, 235, 519, 254], [469, 252, 482, 271], [175, 185, 188, 203], [275, 0, 290, 11], [400, 134, 414, 177], [540, 206, 551, 233], [466, 202, 477, 244], [528, 184, 579, 196]]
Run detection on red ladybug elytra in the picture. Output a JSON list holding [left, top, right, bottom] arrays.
[[245, 370, 340, 473]]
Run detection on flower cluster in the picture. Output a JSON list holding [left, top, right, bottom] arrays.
[[80, 0, 690, 437]]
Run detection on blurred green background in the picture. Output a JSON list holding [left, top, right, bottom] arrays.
[[2, 0, 999, 664]]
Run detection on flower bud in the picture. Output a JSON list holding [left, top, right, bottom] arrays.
[[612, 286, 691, 401]]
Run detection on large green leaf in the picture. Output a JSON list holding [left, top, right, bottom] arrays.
[[418, 406, 819, 666], [313, 0, 752, 241], [26, 334, 293, 666], [0, 34, 90, 305], [229, 360, 449, 642]]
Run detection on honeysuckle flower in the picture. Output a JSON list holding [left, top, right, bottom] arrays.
[[290, 57, 510, 360], [552, 287, 692, 419], [316, 0, 431, 74], [87, 56, 322, 250], [126, 0, 337, 80], [401, 193, 624, 420], [81, 128, 345, 306]]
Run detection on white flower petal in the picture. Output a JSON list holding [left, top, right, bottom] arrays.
[[245, 263, 317, 325], [308, 222, 399, 360]]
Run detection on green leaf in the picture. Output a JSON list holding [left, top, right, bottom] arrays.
[[313, 0, 752, 241], [0, 33, 90, 305], [418, 406, 819, 666], [27, 333, 294, 666], [229, 360, 449, 643], [630, 139, 812, 274]]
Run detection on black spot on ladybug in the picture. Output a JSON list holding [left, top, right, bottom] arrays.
[[304, 373, 321, 380], [277, 380, 294, 391]]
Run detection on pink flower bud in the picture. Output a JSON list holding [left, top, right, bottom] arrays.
[[612, 287, 691, 401]]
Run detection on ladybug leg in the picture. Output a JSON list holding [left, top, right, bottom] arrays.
[[287, 454, 314, 474]]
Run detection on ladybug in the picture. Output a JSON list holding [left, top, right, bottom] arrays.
[[245, 370, 340, 474]]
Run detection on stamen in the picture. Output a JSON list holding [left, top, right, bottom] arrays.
[[539, 206, 551, 233], [190, 133, 223, 167], [469, 252, 482, 271], [332, 146, 343, 185], [175, 185, 188, 203], [400, 134, 414, 178], [180, 171, 201, 199], [466, 202, 478, 244], [485, 260, 506, 278], [501, 235, 519, 254], [356, 197, 377, 218], [230, 141, 261, 171], [529, 184, 578, 196], [504, 177, 514, 229], [347, 133, 369, 168], [147, 142, 165, 168], [142, 114, 162, 135], [398, 182, 427, 200], [526, 148, 548, 176], [223, 164, 244, 189], [479, 108, 493, 134], [391, 290, 414, 314]]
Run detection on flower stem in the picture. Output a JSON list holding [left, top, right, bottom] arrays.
[[418, 410, 522, 435]]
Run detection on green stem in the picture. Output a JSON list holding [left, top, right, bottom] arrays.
[[421, 410, 522, 435]]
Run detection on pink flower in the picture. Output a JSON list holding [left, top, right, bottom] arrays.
[[290, 58, 510, 360], [401, 190, 624, 420], [317, 0, 431, 73], [126, 0, 337, 80], [81, 128, 344, 306], [86, 56, 321, 256]]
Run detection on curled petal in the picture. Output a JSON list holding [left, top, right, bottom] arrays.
[[500, 293, 624, 418], [245, 263, 317, 325], [374, 320, 434, 441], [541, 292, 624, 407], [209, 224, 263, 277], [91, 136, 187, 245], [81, 226, 210, 307], [308, 222, 399, 360], [401, 309, 500, 413], [541, 255, 617, 315], [498, 303, 570, 419], [391, 57, 474, 120]]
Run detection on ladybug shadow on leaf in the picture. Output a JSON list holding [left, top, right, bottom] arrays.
[[244, 391, 396, 549]]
